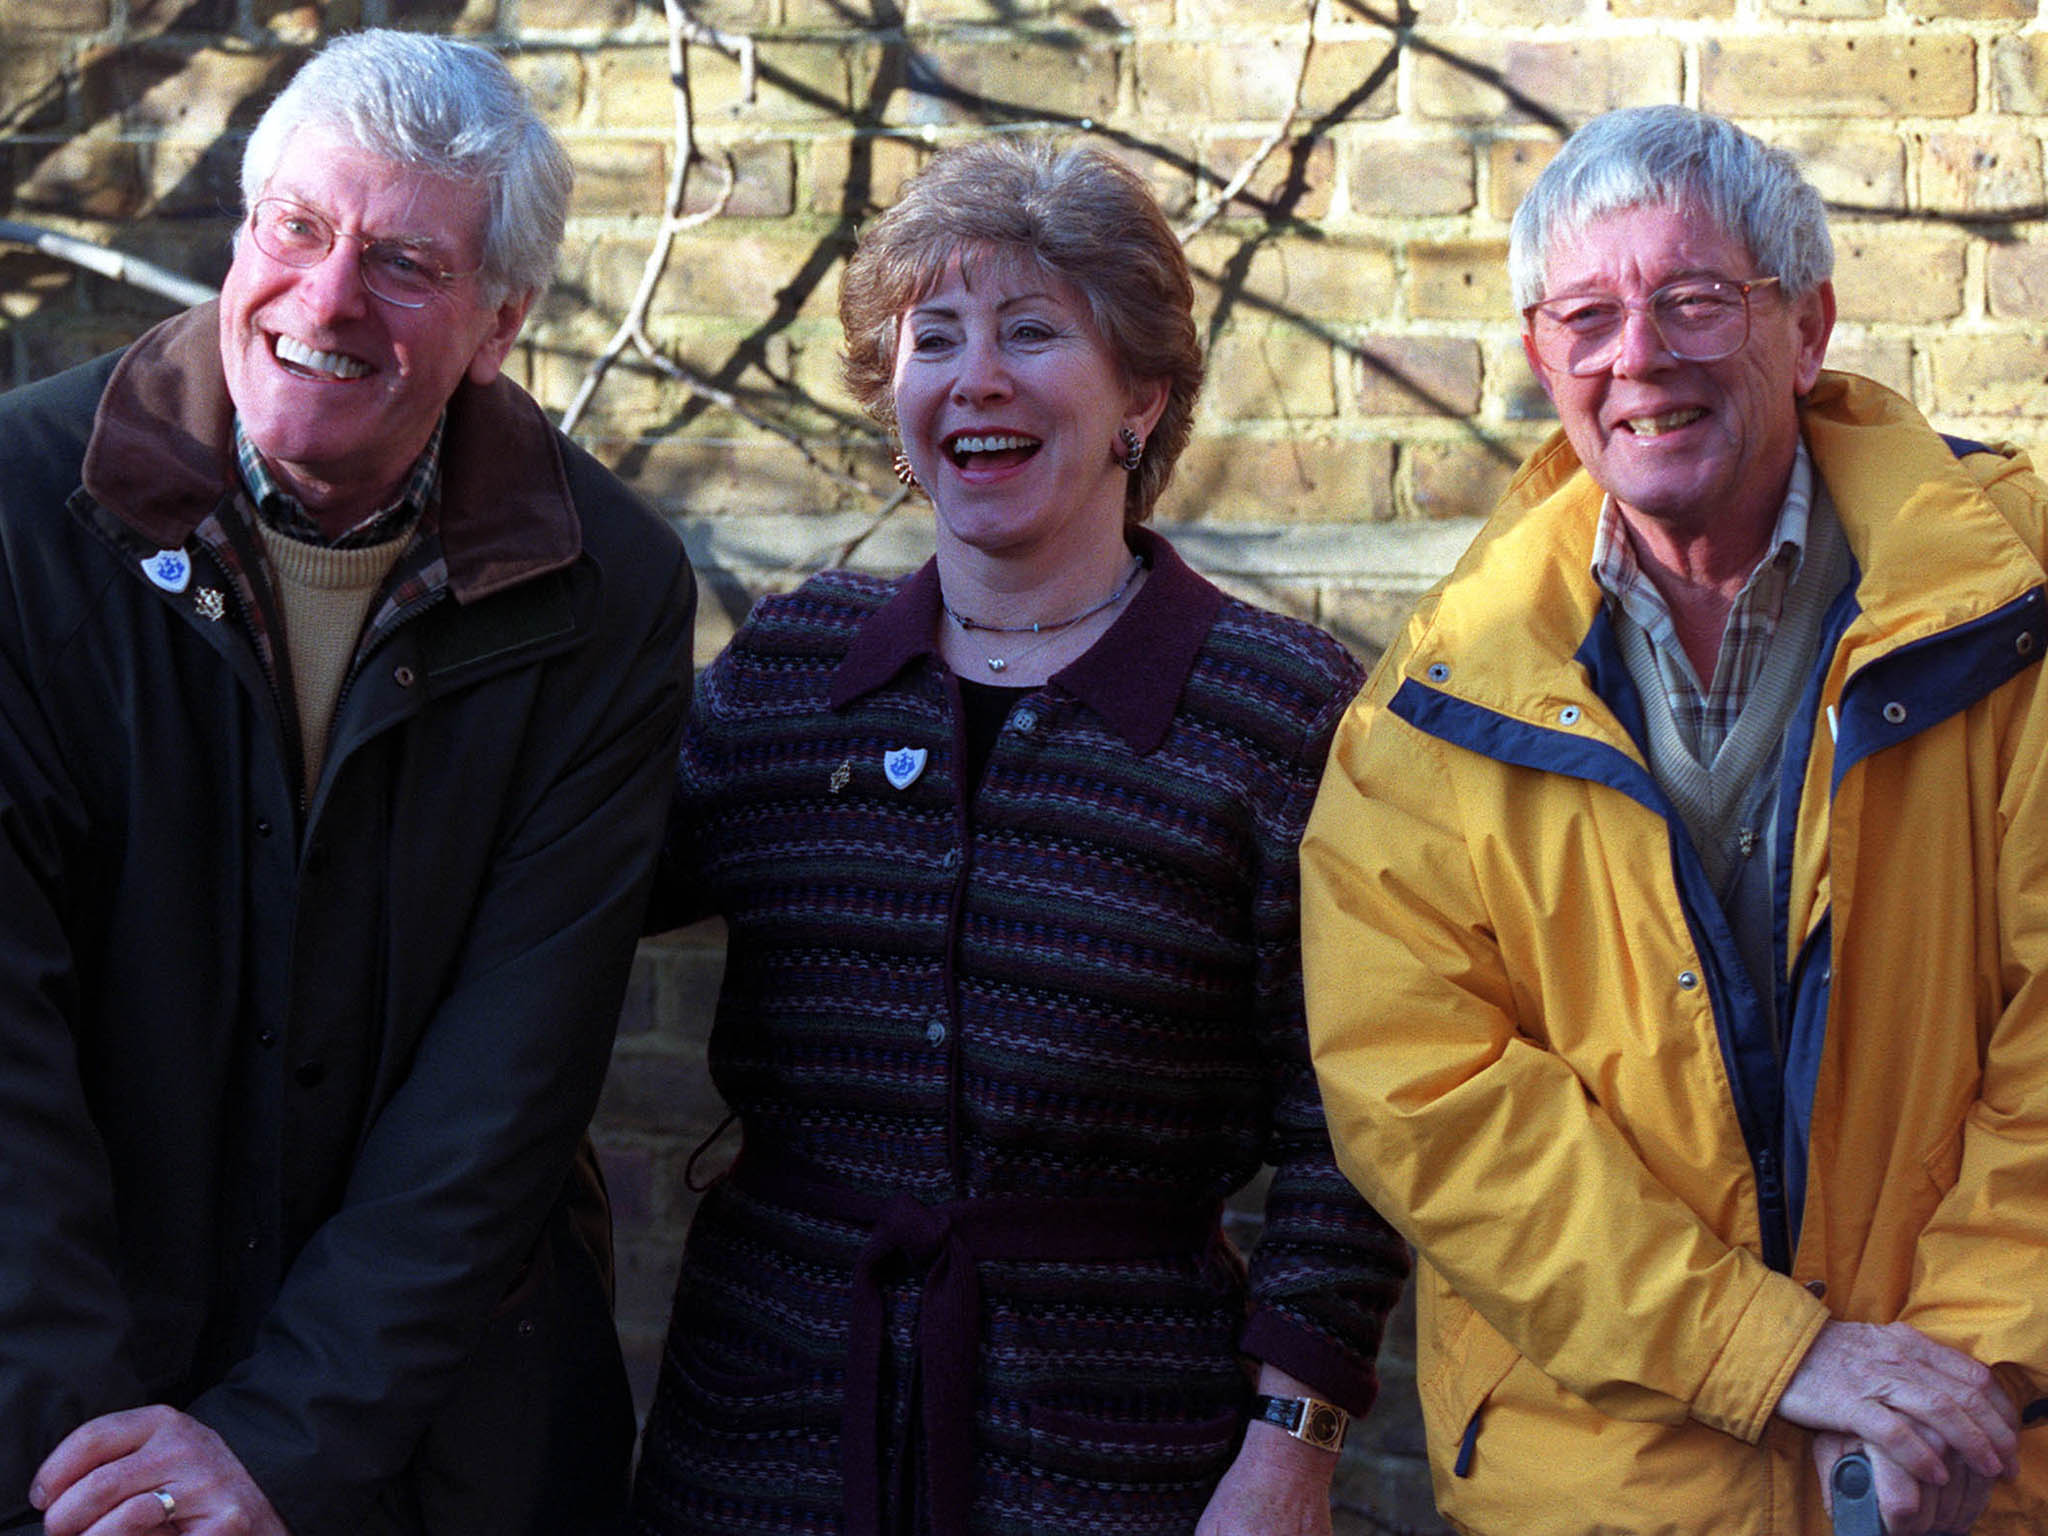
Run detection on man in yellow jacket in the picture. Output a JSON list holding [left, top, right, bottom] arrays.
[[1304, 105, 2047, 1536]]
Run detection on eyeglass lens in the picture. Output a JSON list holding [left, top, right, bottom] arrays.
[[250, 199, 457, 308], [1529, 280, 1762, 376]]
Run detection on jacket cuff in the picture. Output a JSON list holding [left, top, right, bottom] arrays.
[[1689, 1273, 1830, 1443], [1241, 1307, 1381, 1417]]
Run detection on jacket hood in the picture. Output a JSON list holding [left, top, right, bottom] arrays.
[[80, 300, 581, 603]]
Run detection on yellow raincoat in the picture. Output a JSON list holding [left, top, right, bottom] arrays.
[[1304, 372, 2048, 1535]]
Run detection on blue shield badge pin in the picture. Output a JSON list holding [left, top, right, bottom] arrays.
[[141, 548, 192, 594], [883, 746, 927, 790]]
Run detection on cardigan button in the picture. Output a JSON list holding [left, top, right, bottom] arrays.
[[925, 1019, 947, 1047], [1012, 710, 1040, 734]]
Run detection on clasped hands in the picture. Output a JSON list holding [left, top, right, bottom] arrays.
[[29, 1406, 288, 1536], [1777, 1320, 2019, 1536]]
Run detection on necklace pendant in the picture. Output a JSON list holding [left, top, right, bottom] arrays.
[[987, 656, 1007, 673]]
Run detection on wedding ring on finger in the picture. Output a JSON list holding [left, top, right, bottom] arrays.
[[151, 1487, 177, 1524]]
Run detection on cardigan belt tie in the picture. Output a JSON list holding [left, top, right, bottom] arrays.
[[732, 1147, 1221, 1536]]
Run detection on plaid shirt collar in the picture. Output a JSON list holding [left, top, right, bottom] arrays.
[[1591, 439, 1815, 758], [234, 413, 444, 550]]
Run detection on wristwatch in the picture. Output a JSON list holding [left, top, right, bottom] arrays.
[[1250, 1392, 1349, 1452]]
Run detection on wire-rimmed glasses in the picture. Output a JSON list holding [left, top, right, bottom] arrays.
[[1523, 275, 1784, 377], [247, 197, 481, 309]]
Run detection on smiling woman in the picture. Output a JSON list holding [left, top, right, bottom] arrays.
[[631, 136, 1410, 1536]]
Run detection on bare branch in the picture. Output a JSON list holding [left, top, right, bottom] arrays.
[[1177, 0, 1319, 242]]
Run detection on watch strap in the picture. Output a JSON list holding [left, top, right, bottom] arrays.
[[1250, 1391, 1349, 1452]]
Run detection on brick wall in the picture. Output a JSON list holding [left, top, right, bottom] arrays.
[[9, 1, 2048, 1529]]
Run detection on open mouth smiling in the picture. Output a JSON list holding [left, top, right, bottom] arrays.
[[946, 431, 1041, 469], [1621, 408, 1707, 438], [275, 333, 372, 381]]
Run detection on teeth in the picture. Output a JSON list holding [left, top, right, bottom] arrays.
[[1625, 408, 1705, 437], [951, 433, 1038, 456], [275, 334, 370, 380]]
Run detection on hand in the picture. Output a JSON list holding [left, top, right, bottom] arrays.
[[1196, 1367, 1339, 1536], [31, 1406, 289, 1536], [1814, 1432, 1998, 1536], [1777, 1321, 2017, 1489]]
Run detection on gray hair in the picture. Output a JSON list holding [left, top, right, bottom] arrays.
[[1509, 105, 1833, 312], [240, 30, 572, 305]]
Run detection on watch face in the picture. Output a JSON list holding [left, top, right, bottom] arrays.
[[1302, 1403, 1343, 1448]]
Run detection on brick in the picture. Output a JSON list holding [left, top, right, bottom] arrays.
[[565, 139, 667, 217], [1987, 241, 2048, 320], [1136, 39, 1315, 123], [1, 44, 73, 132], [382, 0, 497, 33], [1351, 335, 1482, 418], [505, 50, 586, 127], [1102, 137, 1201, 225], [1830, 233, 1965, 326], [1301, 38, 1399, 125], [10, 0, 108, 30], [1187, 234, 1398, 325], [519, 0, 638, 26], [806, 133, 930, 219], [596, 1044, 729, 1135], [123, 45, 290, 141], [599, 435, 885, 518], [592, 41, 848, 130], [684, 138, 798, 218], [1163, 435, 1395, 523], [1413, 38, 1682, 125], [1407, 238, 1512, 322], [1178, 0, 1323, 22], [145, 138, 245, 219], [1918, 129, 2042, 216], [1610, 0, 1732, 13], [1762, 129, 1904, 212], [594, 1142, 656, 1227], [1994, 35, 2048, 117], [1205, 325, 1337, 420], [1407, 439, 1526, 522], [1819, 335, 1912, 401], [1908, 0, 2031, 15], [1318, 588, 1417, 671], [15, 128, 146, 219], [1197, 134, 1334, 223], [1469, 0, 1583, 20], [1700, 36, 1975, 119], [1925, 335, 2048, 418], [892, 38, 1120, 127], [1765, 0, 1881, 16], [1346, 132, 1475, 218], [1488, 137, 1558, 223]]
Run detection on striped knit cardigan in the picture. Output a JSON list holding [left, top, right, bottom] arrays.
[[633, 528, 1409, 1536]]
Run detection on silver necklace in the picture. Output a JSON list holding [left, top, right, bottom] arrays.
[[942, 556, 1144, 673]]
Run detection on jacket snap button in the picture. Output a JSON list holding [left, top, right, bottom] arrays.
[[1427, 663, 1451, 683], [516, 1318, 538, 1338], [393, 665, 417, 688], [1677, 970, 1700, 991], [258, 1029, 278, 1048], [1558, 705, 1581, 726], [294, 1060, 326, 1088], [925, 1019, 947, 1046], [254, 818, 273, 838], [2019, 632, 2037, 657], [1806, 1279, 1827, 1298], [1882, 701, 1907, 725]]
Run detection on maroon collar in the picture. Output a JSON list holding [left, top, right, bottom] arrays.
[[80, 300, 581, 603], [829, 526, 1225, 756]]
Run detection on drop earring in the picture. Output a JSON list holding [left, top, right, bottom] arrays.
[[892, 450, 919, 488]]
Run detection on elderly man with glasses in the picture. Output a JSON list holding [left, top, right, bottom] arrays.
[[0, 29, 693, 1536], [1303, 105, 2048, 1536]]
